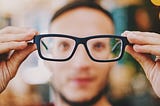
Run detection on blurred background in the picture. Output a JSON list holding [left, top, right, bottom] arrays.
[[0, 0, 159, 106]]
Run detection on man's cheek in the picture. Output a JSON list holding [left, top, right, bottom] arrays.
[[52, 70, 68, 86], [51, 74, 63, 91]]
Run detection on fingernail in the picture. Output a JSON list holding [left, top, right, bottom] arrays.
[[28, 31, 38, 36], [122, 31, 130, 36], [34, 31, 39, 35], [125, 31, 136, 37], [29, 29, 39, 35]]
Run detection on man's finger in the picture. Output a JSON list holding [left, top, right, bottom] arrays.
[[125, 46, 155, 78], [133, 44, 160, 56], [0, 26, 38, 34], [7, 44, 37, 78], [122, 31, 160, 45], [0, 32, 36, 43], [0, 41, 28, 54]]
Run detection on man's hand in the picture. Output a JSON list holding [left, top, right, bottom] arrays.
[[122, 31, 160, 97], [0, 26, 38, 93]]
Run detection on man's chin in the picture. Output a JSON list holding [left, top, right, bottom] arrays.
[[65, 94, 94, 103], [59, 90, 105, 106], [65, 89, 94, 100]]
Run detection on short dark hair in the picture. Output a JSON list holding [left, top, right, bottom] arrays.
[[50, 1, 114, 23]]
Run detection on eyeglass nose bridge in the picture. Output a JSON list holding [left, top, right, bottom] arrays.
[[74, 37, 89, 52], [75, 37, 90, 54], [71, 37, 91, 59], [75, 37, 88, 45]]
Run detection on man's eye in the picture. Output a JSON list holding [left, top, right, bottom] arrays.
[[93, 42, 105, 50], [59, 42, 70, 51]]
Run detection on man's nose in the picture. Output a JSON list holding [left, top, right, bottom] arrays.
[[70, 44, 92, 67]]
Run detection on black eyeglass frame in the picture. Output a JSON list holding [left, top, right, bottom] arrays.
[[34, 34, 129, 62]]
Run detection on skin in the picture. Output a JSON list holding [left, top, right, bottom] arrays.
[[47, 7, 114, 106], [0, 5, 160, 106], [122, 31, 160, 98], [0, 26, 38, 93]]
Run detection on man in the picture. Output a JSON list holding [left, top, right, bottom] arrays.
[[0, 1, 160, 106]]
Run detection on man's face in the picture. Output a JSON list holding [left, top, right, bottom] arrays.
[[47, 7, 114, 103]]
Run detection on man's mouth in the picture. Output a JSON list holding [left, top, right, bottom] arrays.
[[70, 77, 95, 87]]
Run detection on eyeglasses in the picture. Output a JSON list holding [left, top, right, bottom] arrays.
[[34, 34, 129, 62]]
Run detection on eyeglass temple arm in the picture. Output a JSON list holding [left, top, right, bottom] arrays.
[[112, 41, 121, 52], [112, 37, 131, 52], [41, 41, 48, 50], [28, 36, 48, 50]]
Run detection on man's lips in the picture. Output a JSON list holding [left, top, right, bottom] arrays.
[[70, 77, 95, 86]]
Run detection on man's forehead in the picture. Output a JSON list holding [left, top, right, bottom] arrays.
[[49, 7, 114, 35], [51, 7, 113, 25]]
